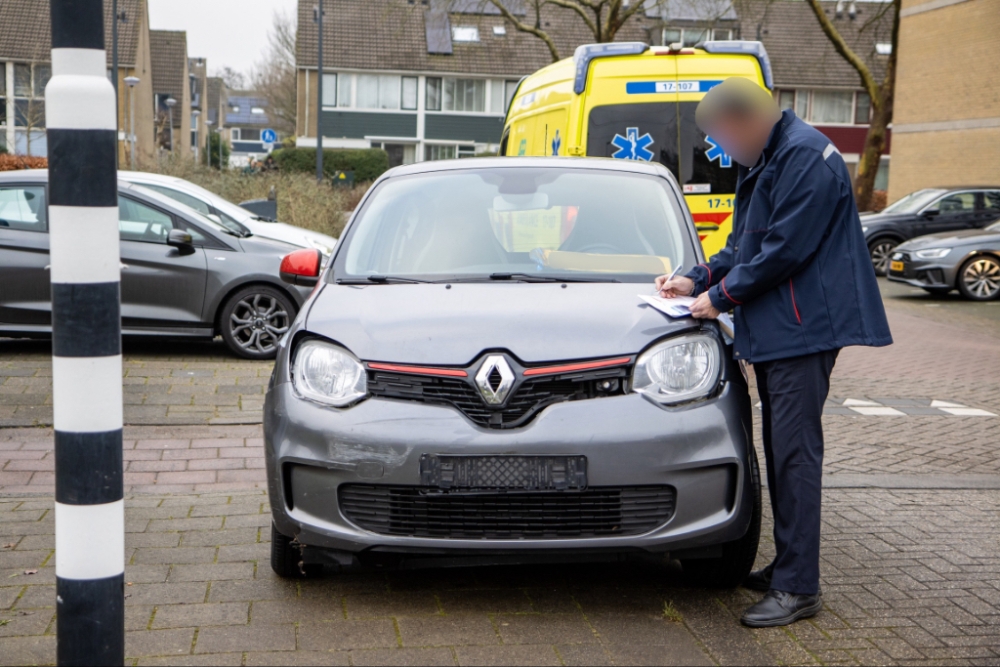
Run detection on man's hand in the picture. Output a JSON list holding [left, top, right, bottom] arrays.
[[655, 275, 694, 298], [689, 292, 721, 320]]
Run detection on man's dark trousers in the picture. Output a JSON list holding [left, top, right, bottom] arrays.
[[755, 348, 839, 596]]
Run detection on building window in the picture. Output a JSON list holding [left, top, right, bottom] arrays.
[[425, 144, 455, 161], [662, 27, 713, 47], [426, 77, 442, 111], [12, 63, 46, 132], [809, 90, 854, 124], [504, 80, 519, 111], [240, 128, 261, 141], [854, 92, 871, 124], [357, 74, 400, 110], [493, 25, 506, 36], [489, 80, 504, 114], [0, 61, 6, 133], [778, 90, 795, 111], [401, 76, 418, 110], [444, 78, 486, 112], [452, 26, 479, 42], [32, 65, 50, 97], [321, 73, 337, 107], [338, 73, 353, 108], [231, 128, 239, 142], [191, 130, 198, 147], [712, 28, 732, 41], [14, 64, 31, 97]]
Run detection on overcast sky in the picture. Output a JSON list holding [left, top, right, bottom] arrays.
[[148, 0, 298, 77]]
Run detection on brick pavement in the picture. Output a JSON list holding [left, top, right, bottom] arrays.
[[0, 339, 270, 427], [2, 280, 1000, 664]]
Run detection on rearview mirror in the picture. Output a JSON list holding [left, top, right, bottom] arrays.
[[167, 229, 195, 254], [280, 248, 322, 287]]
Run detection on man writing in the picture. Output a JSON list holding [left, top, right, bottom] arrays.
[[656, 78, 892, 627]]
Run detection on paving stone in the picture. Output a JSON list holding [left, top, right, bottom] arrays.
[[126, 628, 196, 658], [396, 613, 500, 647], [297, 619, 399, 651], [349, 647, 457, 666], [151, 602, 249, 629], [344, 591, 441, 618], [245, 651, 350, 666], [167, 564, 255, 583], [455, 644, 562, 666], [493, 613, 597, 645], [193, 622, 295, 653]]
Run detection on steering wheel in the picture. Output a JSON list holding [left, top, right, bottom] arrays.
[[574, 243, 625, 254]]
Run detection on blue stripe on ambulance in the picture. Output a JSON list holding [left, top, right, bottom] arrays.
[[625, 80, 724, 94]]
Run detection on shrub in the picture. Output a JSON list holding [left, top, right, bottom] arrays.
[[204, 133, 230, 169], [0, 154, 48, 171], [271, 147, 389, 182]]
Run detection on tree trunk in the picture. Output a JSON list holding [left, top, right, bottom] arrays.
[[854, 70, 895, 212]]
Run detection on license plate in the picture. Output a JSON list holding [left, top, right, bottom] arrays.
[[419, 455, 587, 491], [890, 260, 904, 272]]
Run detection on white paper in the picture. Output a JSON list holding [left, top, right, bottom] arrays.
[[639, 294, 735, 341]]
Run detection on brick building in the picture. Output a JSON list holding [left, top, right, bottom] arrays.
[[888, 0, 1000, 203]]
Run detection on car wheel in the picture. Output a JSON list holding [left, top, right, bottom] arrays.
[[868, 237, 898, 276], [957, 255, 1000, 301], [220, 285, 296, 359], [270, 523, 306, 578], [680, 447, 762, 589]]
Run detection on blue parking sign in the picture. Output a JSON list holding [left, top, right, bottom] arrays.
[[262, 129, 277, 144]]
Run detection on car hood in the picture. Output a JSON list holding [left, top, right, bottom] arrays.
[[304, 282, 701, 365], [245, 220, 337, 252], [859, 212, 912, 225], [897, 229, 1000, 250], [237, 234, 301, 256]]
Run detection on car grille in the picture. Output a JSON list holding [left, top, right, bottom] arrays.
[[367, 364, 630, 429], [338, 484, 676, 539]]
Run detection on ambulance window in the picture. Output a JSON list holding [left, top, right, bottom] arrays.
[[585, 103, 678, 177]]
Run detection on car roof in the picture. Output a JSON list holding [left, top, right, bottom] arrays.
[[382, 156, 676, 180]]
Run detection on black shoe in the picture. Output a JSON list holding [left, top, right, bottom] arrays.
[[740, 589, 823, 628], [743, 562, 774, 592]]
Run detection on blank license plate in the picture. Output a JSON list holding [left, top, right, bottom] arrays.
[[419, 455, 587, 491], [890, 260, 904, 272]]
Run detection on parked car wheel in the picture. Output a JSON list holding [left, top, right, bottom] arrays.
[[957, 255, 1000, 301], [220, 285, 296, 359], [868, 237, 900, 276], [680, 448, 762, 588]]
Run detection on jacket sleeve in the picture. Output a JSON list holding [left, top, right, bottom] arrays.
[[686, 227, 736, 295], [707, 146, 841, 311]]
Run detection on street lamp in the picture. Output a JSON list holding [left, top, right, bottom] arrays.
[[192, 109, 201, 162], [165, 97, 177, 152], [124, 75, 139, 169]]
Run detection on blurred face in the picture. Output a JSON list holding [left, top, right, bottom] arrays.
[[703, 112, 773, 168]]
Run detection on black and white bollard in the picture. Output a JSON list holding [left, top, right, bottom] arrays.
[[46, 0, 125, 663]]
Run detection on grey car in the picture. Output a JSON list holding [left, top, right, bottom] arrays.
[[0, 170, 311, 358], [264, 157, 760, 587], [887, 219, 1000, 300]]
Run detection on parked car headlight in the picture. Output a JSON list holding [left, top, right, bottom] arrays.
[[632, 334, 720, 405], [914, 248, 951, 259], [861, 226, 868, 233], [292, 339, 367, 407]]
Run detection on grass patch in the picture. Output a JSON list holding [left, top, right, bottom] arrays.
[[662, 600, 683, 623]]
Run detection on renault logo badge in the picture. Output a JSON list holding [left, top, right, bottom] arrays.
[[475, 355, 515, 405]]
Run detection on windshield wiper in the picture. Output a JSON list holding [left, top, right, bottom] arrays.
[[488, 272, 620, 283], [336, 275, 435, 285]]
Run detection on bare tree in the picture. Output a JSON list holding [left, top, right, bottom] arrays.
[[250, 10, 297, 137], [805, 0, 899, 211], [216, 66, 247, 91], [477, 0, 653, 62]]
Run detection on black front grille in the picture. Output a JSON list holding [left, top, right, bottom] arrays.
[[367, 364, 629, 429], [339, 484, 675, 539]]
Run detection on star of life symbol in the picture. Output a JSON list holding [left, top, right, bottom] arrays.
[[705, 135, 733, 168], [551, 129, 562, 156], [611, 127, 654, 161]]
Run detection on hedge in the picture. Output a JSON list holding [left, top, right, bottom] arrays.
[[0, 154, 48, 171], [271, 147, 389, 183]]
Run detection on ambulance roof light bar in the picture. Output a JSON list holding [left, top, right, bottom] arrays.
[[573, 42, 648, 94], [698, 40, 775, 90]]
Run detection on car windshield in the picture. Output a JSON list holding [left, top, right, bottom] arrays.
[[335, 167, 693, 283], [128, 184, 244, 238], [882, 188, 947, 214]]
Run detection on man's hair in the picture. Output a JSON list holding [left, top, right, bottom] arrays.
[[695, 77, 776, 131]]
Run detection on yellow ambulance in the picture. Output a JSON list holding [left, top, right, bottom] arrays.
[[500, 41, 774, 258]]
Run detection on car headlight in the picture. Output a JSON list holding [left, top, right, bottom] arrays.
[[292, 339, 367, 407], [914, 248, 951, 259], [861, 226, 868, 233], [632, 334, 721, 405]]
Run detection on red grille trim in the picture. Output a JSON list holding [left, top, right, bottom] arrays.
[[367, 362, 468, 378], [522, 356, 632, 377]]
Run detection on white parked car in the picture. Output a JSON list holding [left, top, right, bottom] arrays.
[[118, 171, 337, 256]]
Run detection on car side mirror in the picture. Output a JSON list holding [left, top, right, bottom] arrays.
[[921, 209, 940, 218], [280, 248, 322, 287], [167, 229, 195, 254]]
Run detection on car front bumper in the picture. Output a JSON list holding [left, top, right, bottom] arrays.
[[263, 373, 755, 563], [886, 253, 958, 290]]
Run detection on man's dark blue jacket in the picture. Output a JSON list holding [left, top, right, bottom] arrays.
[[687, 109, 892, 363]]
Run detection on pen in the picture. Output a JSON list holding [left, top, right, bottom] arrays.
[[655, 264, 683, 296]]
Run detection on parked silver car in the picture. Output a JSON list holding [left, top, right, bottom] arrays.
[[887, 219, 1000, 300], [0, 170, 311, 358], [264, 157, 760, 587]]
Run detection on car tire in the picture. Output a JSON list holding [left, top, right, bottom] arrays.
[[270, 523, 304, 578], [219, 285, 296, 359], [868, 237, 899, 277], [680, 447, 762, 589], [957, 255, 1000, 301]]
